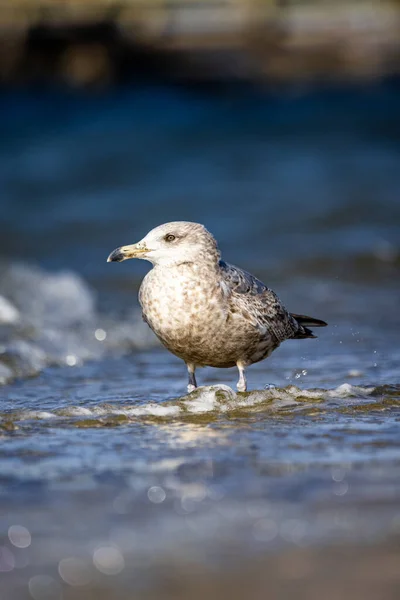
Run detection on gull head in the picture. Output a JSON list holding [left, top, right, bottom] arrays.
[[107, 221, 220, 267]]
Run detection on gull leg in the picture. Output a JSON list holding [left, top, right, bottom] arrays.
[[236, 362, 247, 393], [186, 363, 197, 393]]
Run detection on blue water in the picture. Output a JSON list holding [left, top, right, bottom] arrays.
[[0, 82, 399, 598]]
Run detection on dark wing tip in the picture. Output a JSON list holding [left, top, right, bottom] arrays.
[[291, 314, 328, 327]]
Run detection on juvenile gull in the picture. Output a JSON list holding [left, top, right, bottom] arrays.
[[107, 222, 327, 393]]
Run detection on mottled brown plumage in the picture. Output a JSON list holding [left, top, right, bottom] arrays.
[[108, 221, 327, 392]]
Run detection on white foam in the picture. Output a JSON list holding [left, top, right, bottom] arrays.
[[182, 385, 236, 413], [0, 295, 20, 324], [123, 404, 182, 417], [0, 264, 95, 328], [0, 362, 13, 384], [328, 383, 374, 398], [0, 261, 159, 385], [22, 410, 58, 420], [1, 383, 381, 425], [56, 407, 94, 417]]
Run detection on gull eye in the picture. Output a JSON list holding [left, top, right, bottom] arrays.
[[165, 234, 176, 242]]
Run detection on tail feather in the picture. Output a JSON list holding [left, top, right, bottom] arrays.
[[291, 313, 328, 340]]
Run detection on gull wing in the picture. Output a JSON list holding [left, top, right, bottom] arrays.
[[218, 260, 299, 343]]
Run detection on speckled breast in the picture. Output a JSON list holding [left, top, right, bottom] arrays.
[[139, 265, 273, 367], [139, 264, 274, 368]]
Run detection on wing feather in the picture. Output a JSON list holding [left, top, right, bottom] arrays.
[[218, 260, 298, 343]]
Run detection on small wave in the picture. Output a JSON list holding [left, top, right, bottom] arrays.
[[1, 383, 395, 428], [0, 261, 156, 385]]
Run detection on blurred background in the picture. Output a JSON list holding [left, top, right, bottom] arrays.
[[0, 2, 400, 600], [1, 0, 400, 86]]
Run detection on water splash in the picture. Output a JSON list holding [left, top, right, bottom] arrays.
[[0, 261, 156, 385], [1, 383, 395, 429]]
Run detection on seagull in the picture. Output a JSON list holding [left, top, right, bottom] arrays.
[[108, 221, 327, 393]]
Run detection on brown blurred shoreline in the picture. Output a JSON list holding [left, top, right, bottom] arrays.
[[8, 536, 398, 600], [1, 0, 400, 87]]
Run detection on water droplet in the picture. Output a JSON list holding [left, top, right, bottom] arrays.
[[147, 486, 166, 504], [28, 575, 61, 600], [95, 328, 107, 342], [348, 369, 362, 377], [66, 354, 77, 367], [8, 525, 31, 548], [58, 557, 92, 586], [294, 369, 307, 380], [93, 546, 124, 575], [331, 467, 346, 482], [334, 481, 349, 496]]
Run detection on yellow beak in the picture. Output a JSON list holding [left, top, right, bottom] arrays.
[[107, 242, 149, 263]]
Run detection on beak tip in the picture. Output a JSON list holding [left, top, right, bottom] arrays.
[[107, 243, 146, 263], [107, 248, 125, 263]]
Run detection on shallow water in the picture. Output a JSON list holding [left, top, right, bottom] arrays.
[[0, 82, 399, 598]]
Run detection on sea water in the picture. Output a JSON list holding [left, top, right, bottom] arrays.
[[0, 82, 399, 598]]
